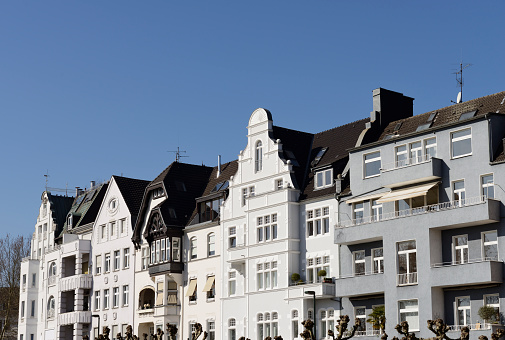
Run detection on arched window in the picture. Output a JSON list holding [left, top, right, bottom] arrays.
[[255, 141, 263, 172], [47, 296, 55, 319], [49, 262, 57, 276], [228, 318, 236, 340], [292, 310, 299, 339], [207, 233, 215, 257], [190, 237, 197, 260]]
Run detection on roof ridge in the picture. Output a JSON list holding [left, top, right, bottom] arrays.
[[423, 90, 505, 115], [315, 117, 369, 135]]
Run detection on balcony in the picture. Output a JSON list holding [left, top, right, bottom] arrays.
[[287, 281, 335, 300], [58, 310, 91, 325], [447, 323, 504, 339], [381, 155, 442, 188], [148, 262, 184, 275], [47, 276, 57, 286], [334, 272, 385, 297], [335, 197, 500, 245], [59, 274, 93, 291], [154, 304, 178, 316], [354, 330, 382, 338], [137, 308, 154, 318], [397, 272, 418, 286], [431, 259, 503, 288]]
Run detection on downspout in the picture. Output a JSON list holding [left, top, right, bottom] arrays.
[[486, 114, 492, 162]]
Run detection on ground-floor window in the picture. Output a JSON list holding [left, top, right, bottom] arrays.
[[399, 299, 419, 331]]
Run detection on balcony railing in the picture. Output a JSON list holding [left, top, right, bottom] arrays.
[[381, 154, 432, 172], [336, 270, 383, 279], [397, 272, 417, 286], [337, 196, 487, 228], [448, 323, 492, 331], [355, 330, 381, 337], [431, 257, 500, 268]]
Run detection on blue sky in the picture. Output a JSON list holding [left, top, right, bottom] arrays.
[[1, 1, 504, 238]]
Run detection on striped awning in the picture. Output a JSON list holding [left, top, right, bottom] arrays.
[[185, 279, 197, 297], [377, 182, 438, 204]]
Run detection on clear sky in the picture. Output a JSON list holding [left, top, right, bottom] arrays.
[[1, 1, 504, 238]]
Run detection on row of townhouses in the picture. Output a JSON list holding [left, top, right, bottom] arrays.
[[18, 88, 505, 340]]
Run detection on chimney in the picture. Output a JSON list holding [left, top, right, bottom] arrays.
[[90, 181, 95, 189], [217, 155, 221, 178], [75, 187, 83, 197], [371, 88, 414, 128]]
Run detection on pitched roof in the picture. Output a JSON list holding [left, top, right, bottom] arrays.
[[379, 91, 505, 140], [113, 176, 150, 227], [46, 193, 74, 236]]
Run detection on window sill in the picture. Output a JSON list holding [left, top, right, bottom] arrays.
[[451, 153, 472, 160], [206, 298, 215, 302], [364, 174, 380, 179], [189, 301, 197, 305]]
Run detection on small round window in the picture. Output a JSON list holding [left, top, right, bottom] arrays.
[[108, 197, 119, 214]]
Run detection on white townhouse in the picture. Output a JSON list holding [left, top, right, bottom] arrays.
[[90, 176, 149, 339]]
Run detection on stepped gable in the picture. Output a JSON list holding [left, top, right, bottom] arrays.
[[113, 175, 150, 227], [301, 118, 370, 200], [47, 193, 74, 236], [379, 91, 505, 140], [187, 160, 238, 224]]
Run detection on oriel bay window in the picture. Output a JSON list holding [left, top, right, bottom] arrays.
[[149, 237, 181, 265]]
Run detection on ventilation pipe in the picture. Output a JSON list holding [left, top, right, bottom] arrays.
[[217, 155, 221, 178]]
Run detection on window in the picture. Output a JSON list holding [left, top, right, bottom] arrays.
[[228, 271, 236, 296], [257, 312, 279, 340], [424, 137, 437, 159], [228, 318, 236, 340], [22, 274, 26, 286], [453, 180, 466, 206], [353, 250, 365, 276], [456, 297, 470, 326], [32, 273, 36, 287], [321, 309, 335, 339], [306, 256, 329, 283], [255, 141, 263, 172], [292, 310, 299, 339], [188, 279, 197, 303], [355, 307, 366, 333], [482, 174, 494, 199], [30, 300, 35, 317], [114, 250, 120, 270], [95, 255, 102, 275], [123, 248, 130, 268], [371, 200, 382, 222], [104, 253, 111, 273], [111, 326, 118, 340], [257, 214, 278, 242], [242, 188, 248, 206], [364, 151, 381, 178], [47, 296, 55, 319], [256, 261, 277, 290], [166, 281, 177, 305], [103, 289, 109, 309], [122, 285, 129, 306], [204, 276, 216, 300], [190, 237, 197, 260], [306, 208, 329, 237], [156, 282, 164, 306], [315, 168, 333, 189], [110, 221, 116, 237], [484, 294, 500, 323], [396, 145, 408, 167], [49, 262, 57, 277], [451, 128, 472, 158], [141, 247, 148, 270], [399, 300, 419, 331], [410, 141, 423, 164], [172, 237, 181, 262], [453, 235, 468, 264], [276, 179, 283, 190], [483, 231, 498, 260], [372, 248, 384, 273], [199, 197, 223, 222], [21, 301, 25, 318], [94, 291, 100, 311], [208, 233, 215, 256], [397, 240, 417, 285], [156, 239, 160, 262], [229, 227, 237, 248], [120, 219, 127, 234], [101, 225, 107, 240], [207, 320, 215, 340], [353, 202, 365, 224], [113, 287, 119, 308]]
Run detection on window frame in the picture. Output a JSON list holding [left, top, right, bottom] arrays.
[[452, 234, 469, 264], [451, 128, 472, 159], [456, 296, 471, 326], [363, 151, 381, 178], [481, 173, 494, 199], [398, 299, 419, 331], [229, 227, 237, 249], [190, 237, 198, 260], [372, 247, 384, 274], [255, 140, 263, 172], [314, 168, 333, 189], [208, 233, 216, 257], [424, 137, 437, 159], [482, 230, 498, 261], [353, 250, 366, 276]]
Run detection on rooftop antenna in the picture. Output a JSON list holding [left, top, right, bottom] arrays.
[[44, 170, 49, 191], [452, 61, 471, 103], [168, 147, 188, 163]]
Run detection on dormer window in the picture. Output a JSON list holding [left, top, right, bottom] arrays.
[[153, 188, 164, 199], [315, 169, 333, 189], [199, 197, 223, 223], [255, 141, 263, 172]]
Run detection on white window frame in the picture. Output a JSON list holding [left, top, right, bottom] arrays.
[[452, 179, 466, 206], [353, 250, 366, 276], [315, 168, 333, 189], [103, 289, 109, 309], [113, 250, 120, 271], [207, 320, 216, 340], [228, 271, 236, 296], [481, 173, 494, 199], [228, 318, 236, 340], [482, 230, 498, 261], [371, 200, 382, 222], [409, 141, 423, 164], [122, 285, 129, 306], [104, 253, 111, 273], [229, 227, 237, 249], [395, 144, 408, 168], [456, 296, 471, 326], [291, 310, 299, 340], [353, 202, 365, 224], [190, 237, 197, 260], [398, 299, 419, 331], [397, 240, 417, 285], [484, 294, 500, 323], [94, 291, 100, 311], [141, 247, 148, 270], [452, 235, 469, 264], [355, 307, 367, 333], [424, 137, 437, 159], [208, 233, 216, 256], [364, 151, 381, 178], [451, 128, 472, 159], [112, 287, 119, 308], [123, 248, 130, 269], [257, 213, 278, 242], [256, 261, 278, 290], [276, 179, 283, 191], [372, 247, 384, 274], [255, 140, 263, 172]]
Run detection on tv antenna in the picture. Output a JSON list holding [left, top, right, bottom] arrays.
[[44, 170, 49, 191], [452, 62, 471, 103], [168, 147, 188, 163]]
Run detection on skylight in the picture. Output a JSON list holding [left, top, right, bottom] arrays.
[[211, 181, 229, 192], [459, 110, 477, 121], [311, 147, 327, 167], [427, 112, 437, 122], [416, 122, 432, 132]]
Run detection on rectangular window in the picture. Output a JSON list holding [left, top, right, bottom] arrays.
[[453, 180, 466, 206], [94, 291, 100, 311], [123, 285, 129, 306], [113, 287, 119, 308], [161, 239, 166, 262], [172, 238, 180, 262], [371, 199, 382, 222], [353, 250, 365, 276], [482, 174, 494, 199], [30, 300, 35, 317], [353, 203, 364, 224], [315, 169, 333, 189], [114, 250, 120, 271], [372, 248, 384, 274], [276, 179, 283, 190], [123, 248, 130, 268], [410, 141, 423, 164], [103, 289, 109, 309], [484, 294, 500, 323], [396, 145, 408, 167], [451, 128, 472, 158], [141, 247, 148, 270], [355, 307, 366, 332], [228, 271, 236, 296], [397, 240, 417, 285], [364, 151, 381, 178], [156, 239, 161, 262], [453, 235, 468, 264], [229, 227, 237, 248], [21, 301, 25, 318], [424, 137, 437, 159], [242, 188, 248, 206], [105, 253, 111, 273], [110, 221, 115, 237], [96, 255, 102, 274], [208, 321, 215, 340], [257, 214, 278, 242], [483, 231, 498, 260], [32, 273, 36, 287], [456, 297, 470, 326], [101, 225, 107, 240], [399, 300, 419, 331], [120, 219, 127, 234]]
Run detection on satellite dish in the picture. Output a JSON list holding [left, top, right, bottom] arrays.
[[456, 91, 462, 103]]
